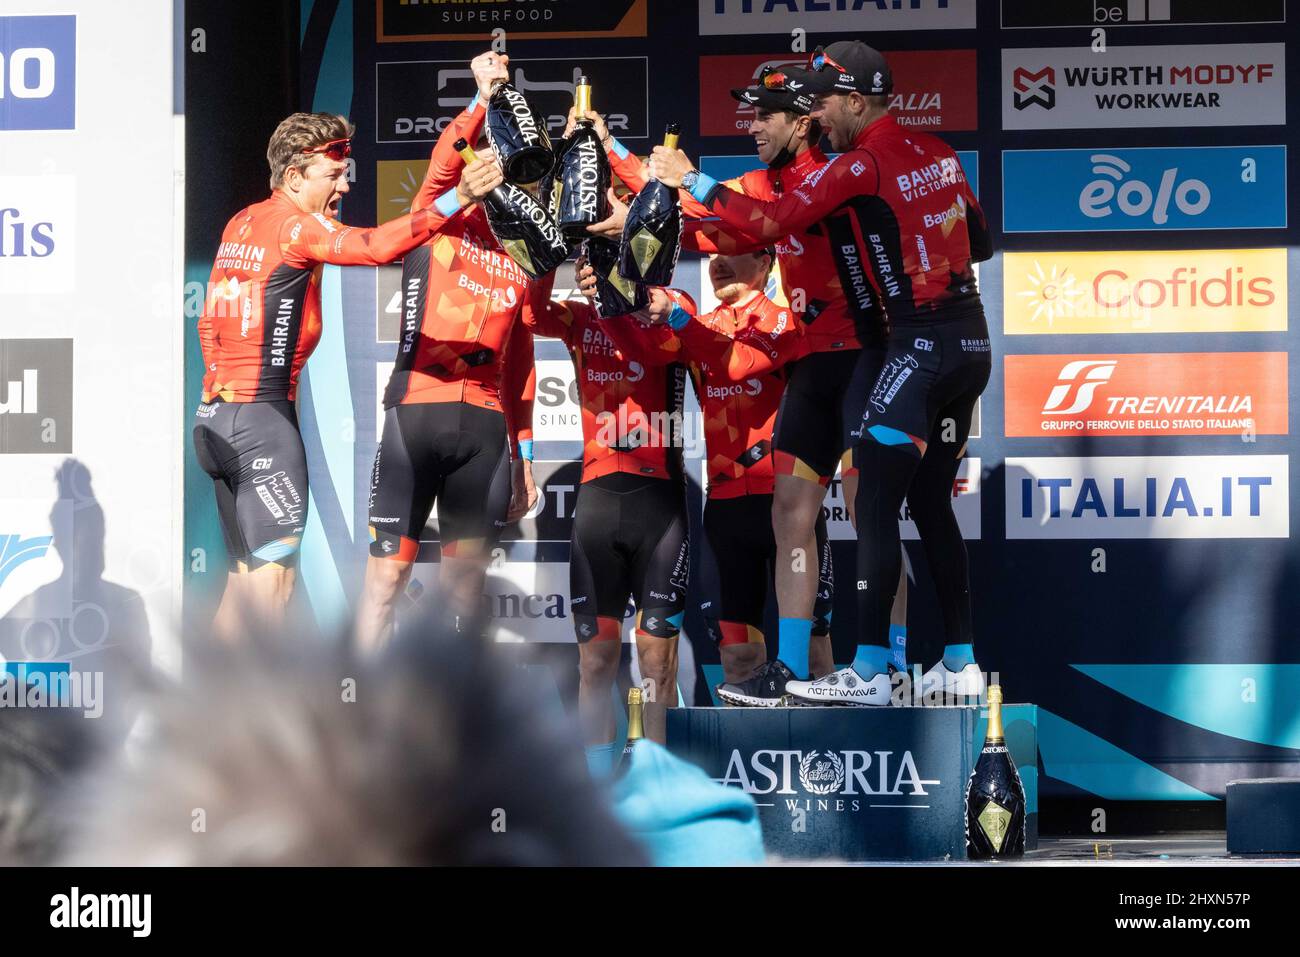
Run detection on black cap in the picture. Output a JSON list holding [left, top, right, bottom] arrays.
[[730, 71, 816, 116], [793, 41, 892, 96]]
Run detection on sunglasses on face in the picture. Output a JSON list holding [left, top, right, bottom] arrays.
[[808, 47, 847, 74], [303, 137, 352, 161]]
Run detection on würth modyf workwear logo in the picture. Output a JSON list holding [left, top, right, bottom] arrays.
[[1013, 66, 1055, 109]]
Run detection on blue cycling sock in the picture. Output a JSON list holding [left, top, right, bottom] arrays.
[[889, 624, 908, 671], [850, 644, 893, 680], [585, 742, 619, 779], [777, 618, 812, 678], [941, 643, 975, 671]]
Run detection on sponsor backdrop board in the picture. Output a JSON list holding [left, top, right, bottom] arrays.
[[3, 4, 181, 682], [176, 1, 1300, 810]]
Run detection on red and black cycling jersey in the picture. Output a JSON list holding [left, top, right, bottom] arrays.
[[697, 114, 991, 326], [199, 192, 449, 404], [609, 142, 872, 352], [384, 97, 536, 455], [523, 281, 691, 484], [646, 291, 807, 499]]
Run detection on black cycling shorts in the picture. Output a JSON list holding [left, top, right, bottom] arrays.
[[697, 494, 833, 647], [368, 402, 512, 560], [192, 400, 307, 571], [858, 314, 991, 457], [569, 472, 689, 643], [773, 347, 884, 481]]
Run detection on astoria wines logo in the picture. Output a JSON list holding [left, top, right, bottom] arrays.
[[720, 747, 940, 813]]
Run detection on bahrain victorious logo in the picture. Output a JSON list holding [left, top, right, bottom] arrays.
[[1013, 66, 1056, 110], [1042, 360, 1118, 415]]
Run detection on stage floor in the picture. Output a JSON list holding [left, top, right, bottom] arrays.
[[862, 833, 1298, 865]]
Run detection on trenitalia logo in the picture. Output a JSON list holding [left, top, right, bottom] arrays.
[[1002, 250, 1287, 334], [1040, 360, 1114, 415], [1006, 455, 1289, 539], [1012, 67, 1055, 109], [1005, 353, 1288, 437]]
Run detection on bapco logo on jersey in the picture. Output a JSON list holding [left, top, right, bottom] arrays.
[[1012, 66, 1055, 110]]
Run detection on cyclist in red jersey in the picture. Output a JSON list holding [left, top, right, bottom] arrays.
[[355, 53, 548, 651], [581, 78, 904, 703], [596, 250, 838, 707], [193, 110, 483, 644], [523, 273, 691, 765], [652, 41, 993, 706]]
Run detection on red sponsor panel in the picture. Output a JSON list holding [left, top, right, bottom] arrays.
[[699, 50, 977, 137], [1004, 352, 1287, 437]]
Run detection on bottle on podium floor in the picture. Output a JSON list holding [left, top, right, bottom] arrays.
[[965, 684, 1026, 859], [617, 687, 645, 775]]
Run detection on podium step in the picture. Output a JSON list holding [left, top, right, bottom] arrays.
[[667, 703, 1037, 862], [1226, 777, 1300, 855]]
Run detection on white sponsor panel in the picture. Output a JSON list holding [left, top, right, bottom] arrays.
[[532, 357, 582, 443], [1006, 455, 1288, 539], [480, 558, 638, 644], [0, 176, 76, 297], [698, 0, 976, 35], [824, 457, 981, 541], [1003, 43, 1285, 129]]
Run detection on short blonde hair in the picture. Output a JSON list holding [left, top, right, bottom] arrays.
[[266, 112, 355, 189]]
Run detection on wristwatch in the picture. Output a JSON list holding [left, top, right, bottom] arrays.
[[681, 169, 700, 192]]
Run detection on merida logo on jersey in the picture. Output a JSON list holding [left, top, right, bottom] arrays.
[[895, 156, 962, 201], [0, 208, 55, 257], [269, 298, 293, 366], [0, 370, 38, 414]]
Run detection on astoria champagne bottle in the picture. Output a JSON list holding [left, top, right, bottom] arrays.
[[454, 138, 569, 280], [554, 77, 611, 242], [583, 236, 648, 318], [965, 685, 1026, 859], [617, 123, 684, 286], [618, 687, 645, 774], [485, 78, 554, 185]]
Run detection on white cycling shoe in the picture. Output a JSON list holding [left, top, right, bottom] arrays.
[[784, 667, 896, 706], [918, 661, 985, 704]]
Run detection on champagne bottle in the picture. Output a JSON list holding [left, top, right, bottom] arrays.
[[965, 685, 1026, 859], [484, 78, 554, 185], [583, 236, 648, 319], [619, 687, 645, 771], [617, 123, 684, 286], [554, 77, 611, 242], [454, 138, 569, 280]]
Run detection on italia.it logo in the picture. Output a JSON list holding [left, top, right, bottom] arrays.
[[1042, 360, 1118, 415], [1016, 260, 1086, 326]]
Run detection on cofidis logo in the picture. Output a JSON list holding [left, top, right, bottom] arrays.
[[1003, 249, 1285, 334], [1006, 455, 1288, 539], [1004, 353, 1287, 437], [1002, 147, 1286, 232], [0, 15, 75, 131]]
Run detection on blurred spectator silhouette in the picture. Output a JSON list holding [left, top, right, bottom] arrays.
[[64, 609, 647, 865]]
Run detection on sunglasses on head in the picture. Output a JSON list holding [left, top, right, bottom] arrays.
[[759, 66, 791, 90], [808, 46, 847, 74], [303, 137, 352, 161]]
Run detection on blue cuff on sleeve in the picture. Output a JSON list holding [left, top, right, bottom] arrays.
[[667, 304, 692, 331], [607, 137, 630, 160], [468, 92, 480, 111], [434, 188, 463, 218], [689, 172, 719, 205], [518, 439, 535, 462]]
